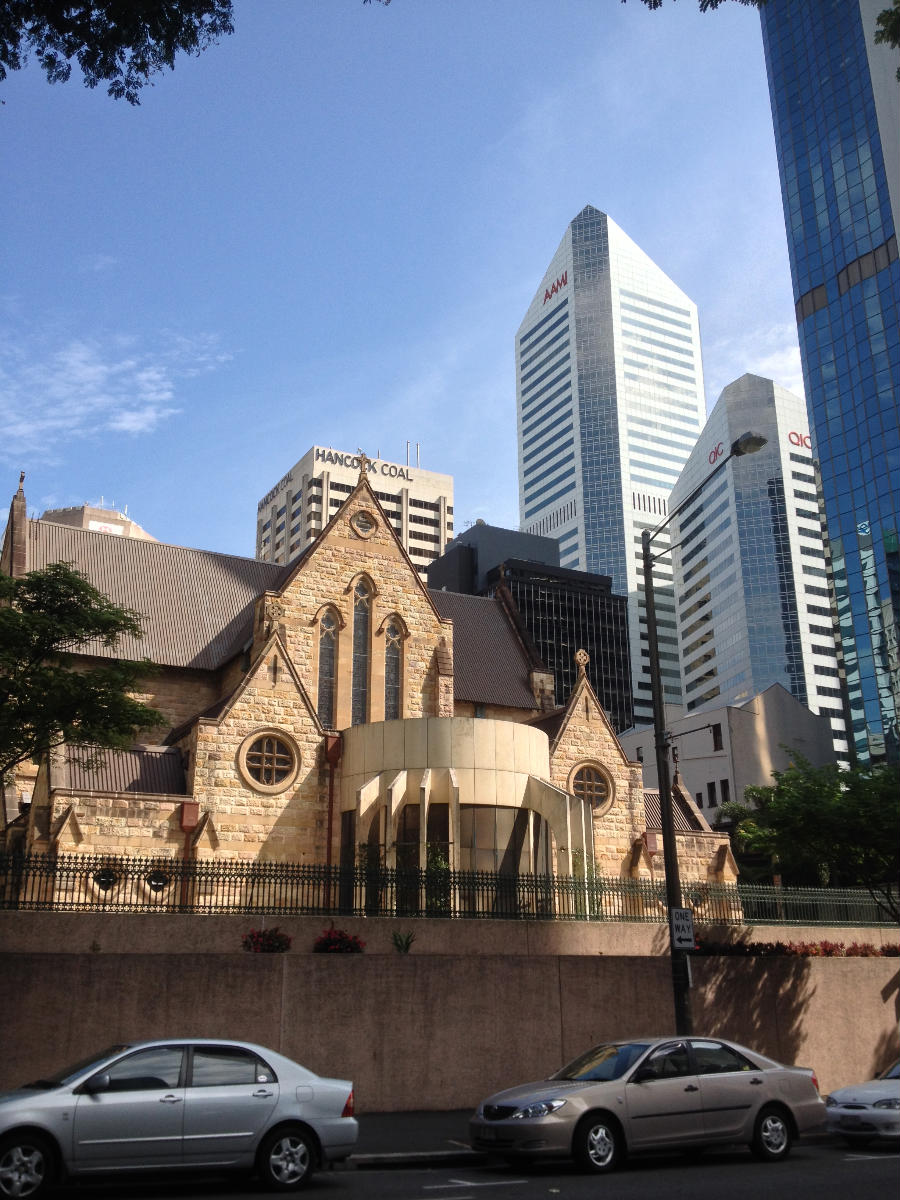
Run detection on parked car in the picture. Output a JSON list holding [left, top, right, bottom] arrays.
[[825, 1059, 900, 1146], [0, 1038, 357, 1197], [470, 1036, 825, 1173]]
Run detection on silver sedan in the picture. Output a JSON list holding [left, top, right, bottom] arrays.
[[0, 1038, 358, 1197], [470, 1036, 825, 1172], [825, 1059, 900, 1145]]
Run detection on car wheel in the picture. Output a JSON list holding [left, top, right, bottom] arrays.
[[257, 1127, 315, 1191], [751, 1106, 793, 1162], [0, 1132, 55, 1199], [573, 1113, 623, 1173]]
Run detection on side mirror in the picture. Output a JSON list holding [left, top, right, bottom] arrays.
[[82, 1072, 111, 1095], [631, 1066, 656, 1084]]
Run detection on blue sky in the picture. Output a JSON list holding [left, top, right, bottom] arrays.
[[2, 0, 802, 555]]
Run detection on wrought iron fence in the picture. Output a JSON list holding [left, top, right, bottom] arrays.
[[0, 852, 893, 925]]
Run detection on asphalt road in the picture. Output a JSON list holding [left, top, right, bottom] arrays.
[[58, 1141, 899, 1200]]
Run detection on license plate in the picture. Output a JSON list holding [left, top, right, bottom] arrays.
[[840, 1116, 861, 1127]]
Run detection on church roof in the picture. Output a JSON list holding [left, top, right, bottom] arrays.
[[60, 745, 186, 796], [429, 590, 537, 710], [642, 789, 706, 833], [26, 519, 289, 670]]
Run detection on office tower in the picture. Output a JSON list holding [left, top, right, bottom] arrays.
[[516, 206, 706, 725], [761, 0, 899, 762], [256, 446, 454, 576], [669, 374, 847, 757], [428, 522, 633, 729]]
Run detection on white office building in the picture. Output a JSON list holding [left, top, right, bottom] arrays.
[[668, 373, 847, 757], [255, 446, 454, 576], [516, 206, 706, 725]]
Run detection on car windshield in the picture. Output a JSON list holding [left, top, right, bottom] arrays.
[[880, 1061, 900, 1080], [19, 1045, 132, 1089], [551, 1041, 651, 1082]]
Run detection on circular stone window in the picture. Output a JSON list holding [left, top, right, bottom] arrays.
[[350, 510, 378, 538], [571, 763, 614, 816], [238, 731, 301, 794]]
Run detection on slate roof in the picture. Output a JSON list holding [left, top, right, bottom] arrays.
[[643, 789, 705, 833], [62, 746, 186, 795], [429, 590, 537, 710], [27, 520, 289, 670]]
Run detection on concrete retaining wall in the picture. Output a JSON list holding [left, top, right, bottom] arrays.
[[1, 914, 897, 1110]]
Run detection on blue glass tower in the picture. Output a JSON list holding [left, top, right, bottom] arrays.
[[761, 0, 900, 762]]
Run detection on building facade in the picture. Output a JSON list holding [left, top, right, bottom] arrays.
[[668, 374, 848, 757], [428, 522, 633, 731], [2, 473, 733, 898], [618, 684, 837, 821], [516, 206, 706, 726], [760, 0, 899, 762], [256, 446, 454, 577], [39, 503, 156, 542]]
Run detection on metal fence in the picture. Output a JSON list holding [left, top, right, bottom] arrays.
[[0, 853, 894, 926]]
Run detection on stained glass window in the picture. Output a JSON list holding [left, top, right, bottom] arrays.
[[352, 581, 370, 726], [385, 620, 402, 720], [318, 611, 337, 729]]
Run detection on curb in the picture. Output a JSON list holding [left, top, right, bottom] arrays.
[[350, 1148, 485, 1169]]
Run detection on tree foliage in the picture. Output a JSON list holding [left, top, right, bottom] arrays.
[[0, 1, 234, 103], [0, 562, 164, 780], [722, 757, 900, 923], [874, 0, 900, 78]]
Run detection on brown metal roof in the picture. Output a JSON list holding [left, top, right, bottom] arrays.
[[63, 746, 186, 795], [429, 590, 537, 710], [643, 789, 705, 833], [28, 521, 286, 670]]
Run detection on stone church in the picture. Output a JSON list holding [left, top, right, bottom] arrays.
[[1, 470, 735, 897]]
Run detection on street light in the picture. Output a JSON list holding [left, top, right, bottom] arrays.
[[641, 431, 767, 1035]]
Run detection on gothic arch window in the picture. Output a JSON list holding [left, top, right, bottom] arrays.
[[384, 619, 403, 720], [318, 609, 338, 729], [570, 762, 614, 817], [351, 579, 371, 726]]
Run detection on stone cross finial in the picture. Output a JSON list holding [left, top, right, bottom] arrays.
[[575, 648, 590, 675], [357, 449, 374, 479]]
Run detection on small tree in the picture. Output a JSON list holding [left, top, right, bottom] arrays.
[[0, 562, 164, 781], [722, 757, 900, 923]]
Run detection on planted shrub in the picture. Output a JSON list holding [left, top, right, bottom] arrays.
[[313, 925, 366, 953], [242, 927, 292, 953]]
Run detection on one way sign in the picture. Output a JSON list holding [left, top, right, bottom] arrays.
[[670, 907, 695, 950]]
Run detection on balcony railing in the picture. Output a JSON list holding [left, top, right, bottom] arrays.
[[0, 853, 894, 926]]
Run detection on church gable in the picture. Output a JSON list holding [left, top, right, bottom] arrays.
[[256, 469, 454, 729]]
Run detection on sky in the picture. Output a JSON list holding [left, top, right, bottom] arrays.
[[1, 0, 804, 556]]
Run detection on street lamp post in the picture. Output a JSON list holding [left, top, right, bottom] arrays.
[[641, 431, 767, 1036]]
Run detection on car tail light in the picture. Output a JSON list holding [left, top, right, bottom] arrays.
[[811, 1071, 820, 1093], [342, 1089, 355, 1117]]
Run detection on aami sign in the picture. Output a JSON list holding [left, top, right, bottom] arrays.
[[543, 271, 568, 304]]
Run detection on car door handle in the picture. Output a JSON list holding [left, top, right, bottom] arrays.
[[684, 1084, 699, 1092], [749, 1078, 763, 1085], [252, 1089, 274, 1098], [159, 1094, 183, 1104]]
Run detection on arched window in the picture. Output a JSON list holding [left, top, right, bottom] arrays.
[[318, 611, 337, 729], [351, 580, 371, 726], [572, 763, 613, 816], [384, 620, 402, 720]]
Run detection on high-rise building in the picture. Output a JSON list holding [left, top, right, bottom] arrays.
[[255, 446, 454, 576], [760, 0, 899, 762], [428, 522, 633, 729], [39, 504, 156, 541], [668, 374, 847, 757], [516, 206, 706, 725]]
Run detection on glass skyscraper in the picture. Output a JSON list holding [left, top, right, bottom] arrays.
[[516, 206, 706, 725], [669, 373, 847, 758], [761, 0, 899, 762]]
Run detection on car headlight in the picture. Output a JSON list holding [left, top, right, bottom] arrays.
[[824, 1096, 837, 1107], [511, 1099, 567, 1120], [873, 1098, 900, 1110]]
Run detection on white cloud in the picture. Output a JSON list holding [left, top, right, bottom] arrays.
[[704, 322, 806, 410], [0, 326, 232, 464]]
